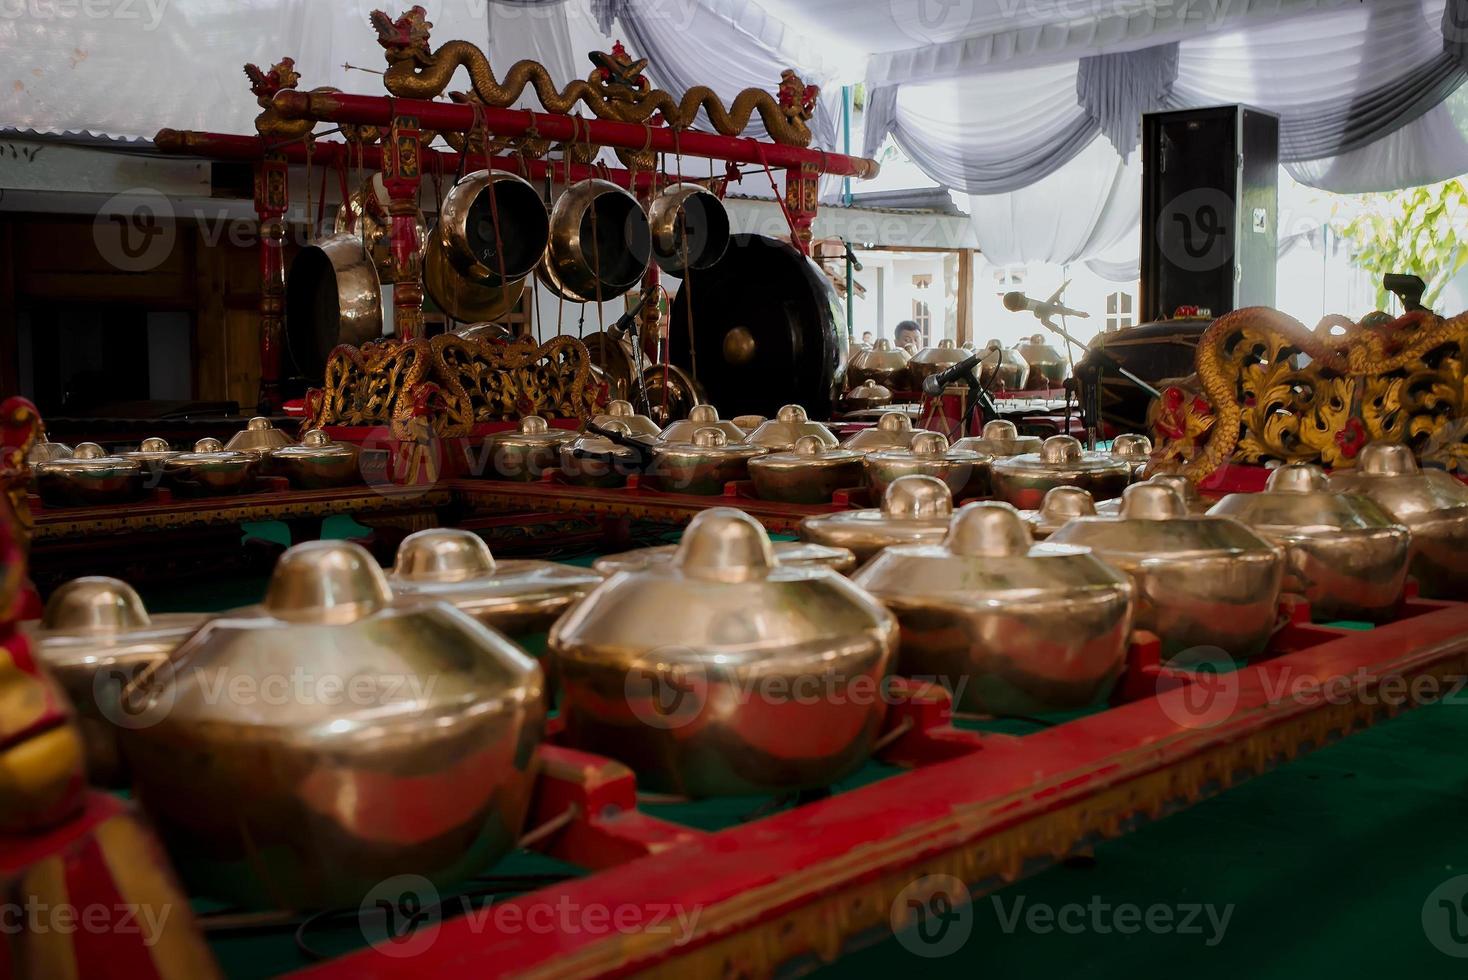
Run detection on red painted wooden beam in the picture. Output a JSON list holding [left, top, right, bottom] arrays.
[[153, 129, 680, 192], [269, 91, 880, 179]]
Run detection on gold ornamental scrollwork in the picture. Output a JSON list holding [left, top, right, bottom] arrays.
[[307, 335, 599, 440], [371, 6, 819, 148], [1149, 307, 1468, 481]]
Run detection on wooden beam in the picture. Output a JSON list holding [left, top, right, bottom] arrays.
[[956, 249, 974, 347]]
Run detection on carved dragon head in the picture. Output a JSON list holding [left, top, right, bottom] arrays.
[[1150, 384, 1216, 467], [372, 6, 433, 65], [589, 41, 650, 101], [244, 58, 301, 109], [778, 69, 819, 121]]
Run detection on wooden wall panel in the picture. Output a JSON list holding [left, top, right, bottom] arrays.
[[9, 213, 265, 410]]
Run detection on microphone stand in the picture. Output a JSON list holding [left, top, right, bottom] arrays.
[[924, 348, 1003, 437], [608, 293, 651, 415]]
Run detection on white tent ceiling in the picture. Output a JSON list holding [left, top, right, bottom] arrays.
[[1, 0, 1464, 276]]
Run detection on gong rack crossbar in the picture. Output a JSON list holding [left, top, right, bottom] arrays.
[[154, 129, 695, 193], [286, 593, 1468, 977], [269, 89, 879, 178]]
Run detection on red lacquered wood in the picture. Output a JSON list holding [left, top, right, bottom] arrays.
[[529, 746, 707, 871], [154, 130, 688, 193], [270, 92, 879, 179]]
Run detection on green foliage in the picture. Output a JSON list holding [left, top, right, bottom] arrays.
[[1335, 179, 1468, 311]]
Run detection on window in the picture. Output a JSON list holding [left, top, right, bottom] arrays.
[[993, 266, 1025, 295], [911, 274, 932, 290], [1106, 292, 1134, 332], [912, 299, 931, 338]]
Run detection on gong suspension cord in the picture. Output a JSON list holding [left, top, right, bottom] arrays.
[[755, 146, 800, 245], [314, 153, 331, 239], [588, 147, 605, 366], [671, 131, 698, 390], [680, 186, 697, 388], [476, 106, 511, 329], [656, 151, 671, 421], [333, 153, 350, 232], [302, 137, 315, 243]]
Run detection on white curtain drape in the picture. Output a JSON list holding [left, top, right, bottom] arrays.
[[864, 0, 1468, 265], [864, 62, 1097, 193], [600, 0, 847, 201], [486, 1, 582, 111], [954, 135, 1141, 275], [864, 0, 1344, 87]]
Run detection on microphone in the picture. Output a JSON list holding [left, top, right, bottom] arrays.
[[1003, 291, 1090, 320], [921, 351, 985, 396], [610, 292, 649, 337]]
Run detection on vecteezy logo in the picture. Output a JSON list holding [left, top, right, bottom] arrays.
[[94, 661, 175, 730], [889, 0, 976, 45], [1157, 188, 1234, 273], [1424, 875, 1468, 958], [890, 874, 972, 958], [359, 874, 442, 959], [1157, 646, 1241, 731], [624, 654, 708, 731], [93, 189, 176, 273]]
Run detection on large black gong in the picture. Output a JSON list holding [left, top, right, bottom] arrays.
[[668, 234, 843, 420], [1075, 316, 1212, 434]]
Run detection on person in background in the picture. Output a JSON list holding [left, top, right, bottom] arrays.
[[861, 331, 874, 344], [893, 320, 923, 351]]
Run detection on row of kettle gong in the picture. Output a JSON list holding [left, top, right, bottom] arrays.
[[845, 334, 1069, 395], [27, 442, 1461, 913], [477, 402, 1152, 507], [28, 418, 363, 505]]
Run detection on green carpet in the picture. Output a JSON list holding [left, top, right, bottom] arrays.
[[823, 698, 1468, 977]]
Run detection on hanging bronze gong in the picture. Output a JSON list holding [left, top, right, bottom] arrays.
[[284, 233, 383, 382], [424, 232, 527, 323], [539, 179, 652, 303], [669, 234, 843, 420]]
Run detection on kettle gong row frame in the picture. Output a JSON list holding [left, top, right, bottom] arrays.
[[284, 591, 1468, 977]]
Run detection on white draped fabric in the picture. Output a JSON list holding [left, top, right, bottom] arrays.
[[954, 136, 1142, 276], [2, 0, 1466, 268], [863, 62, 1096, 192], [862, 0, 1468, 263]]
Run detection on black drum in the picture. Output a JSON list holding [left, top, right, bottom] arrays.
[[1075, 317, 1211, 436], [669, 234, 843, 420]]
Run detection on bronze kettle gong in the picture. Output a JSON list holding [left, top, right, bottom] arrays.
[[647, 182, 730, 277], [540, 179, 652, 303]]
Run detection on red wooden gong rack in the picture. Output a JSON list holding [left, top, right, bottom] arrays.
[[154, 28, 879, 414]]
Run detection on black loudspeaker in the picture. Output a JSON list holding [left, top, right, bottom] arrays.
[[1141, 105, 1279, 322]]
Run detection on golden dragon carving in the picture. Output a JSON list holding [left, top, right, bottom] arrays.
[[1149, 305, 1468, 482], [307, 333, 599, 440], [371, 6, 818, 151], [245, 58, 340, 141]]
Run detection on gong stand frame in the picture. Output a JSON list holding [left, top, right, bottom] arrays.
[[154, 130, 699, 413], [266, 87, 876, 344], [159, 88, 874, 413]]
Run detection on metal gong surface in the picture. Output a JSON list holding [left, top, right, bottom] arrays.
[[670, 234, 842, 420]]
